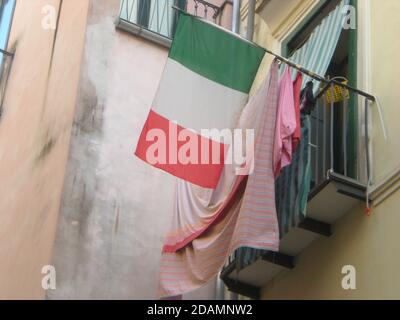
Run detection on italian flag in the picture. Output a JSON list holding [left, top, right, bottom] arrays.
[[135, 14, 264, 189]]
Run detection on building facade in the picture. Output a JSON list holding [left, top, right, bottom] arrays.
[[0, 0, 232, 300], [0, 0, 398, 300], [228, 0, 400, 299], [0, 0, 89, 299]]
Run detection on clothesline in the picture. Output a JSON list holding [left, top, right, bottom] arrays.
[[173, 6, 388, 143], [172, 6, 376, 102], [149, 9, 380, 297], [171, 5, 388, 215]]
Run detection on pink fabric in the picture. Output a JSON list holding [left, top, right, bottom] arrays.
[[273, 66, 296, 178], [292, 72, 303, 151], [158, 61, 280, 298], [162, 175, 246, 253]]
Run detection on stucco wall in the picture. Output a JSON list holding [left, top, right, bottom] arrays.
[[261, 188, 400, 299], [369, 0, 400, 183], [247, 0, 318, 95], [0, 0, 89, 299], [48, 0, 171, 300], [48, 0, 217, 300]]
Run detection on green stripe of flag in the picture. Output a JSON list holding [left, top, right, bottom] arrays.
[[169, 14, 265, 94]]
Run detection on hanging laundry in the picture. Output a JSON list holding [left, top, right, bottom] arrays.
[[233, 0, 351, 272], [273, 66, 297, 178], [235, 115, 312, 270], [300, 81, 316, 115], [275, 115, 312, 235], [158, 61, 281, 298], [135, 13, 264, 189], [292, 73, 303, 151]]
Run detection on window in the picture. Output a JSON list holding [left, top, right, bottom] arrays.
[[0, 0, 15, 50], [283, 0, 360, 190], [0, 0, 15, 115], [119, 0, 182, 42], [118, 0, 231, 47]]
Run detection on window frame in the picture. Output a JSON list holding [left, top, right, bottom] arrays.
[[0, 0, 16, 116], [0, 0, 16, 52], [117, 0, 185, 48], [281, 0, 359, 180]]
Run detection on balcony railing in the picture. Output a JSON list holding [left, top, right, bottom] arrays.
[[311, 80, 363, 190], [221, 84, 373, 299], [0, 49, 13, 117], [118, 0, 232, 47]]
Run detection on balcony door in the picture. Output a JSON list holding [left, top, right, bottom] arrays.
[[282, 0, 358, 191]]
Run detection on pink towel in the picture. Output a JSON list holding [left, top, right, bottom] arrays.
[[292, 72, 303, 151], [158, 60, 280, 298], [273, 66, 297, 178]]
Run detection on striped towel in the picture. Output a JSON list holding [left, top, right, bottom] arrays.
[[236, 115, 312, 270], [275, 115, 311, 235], [158, 60, 280, 298]]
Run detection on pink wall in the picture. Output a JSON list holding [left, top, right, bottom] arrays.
[[0, 0, 89, 299]]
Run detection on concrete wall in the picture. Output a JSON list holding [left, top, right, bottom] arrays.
[[369, 0, 400, 183], [48, 0, 218, 300], [261, 187, 400, 299], [0, 0, 89, 299], [5, 0, 396, 301], [48, 0, 172, 300], [245, 0, 318, 94], [241, 0, 400, 299]]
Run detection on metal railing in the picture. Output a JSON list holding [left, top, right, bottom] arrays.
[[119, 0, 232, 42], [310, 81, 370, 193], [120, 0, 178, 39], [221, 81, 373, 277], [0, 48, 13, 117], [191, 0, 232, 23]]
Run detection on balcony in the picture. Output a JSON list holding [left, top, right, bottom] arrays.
[[0, 49, 13, 117], [221, 82, 374, 299], [117, 0, 233, 47]]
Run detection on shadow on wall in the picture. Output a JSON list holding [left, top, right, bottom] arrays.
[[47, 0, 181, 300]]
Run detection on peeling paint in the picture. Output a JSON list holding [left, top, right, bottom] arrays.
[[48, 0, 216, 300], [48, 0, 175, 300]]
